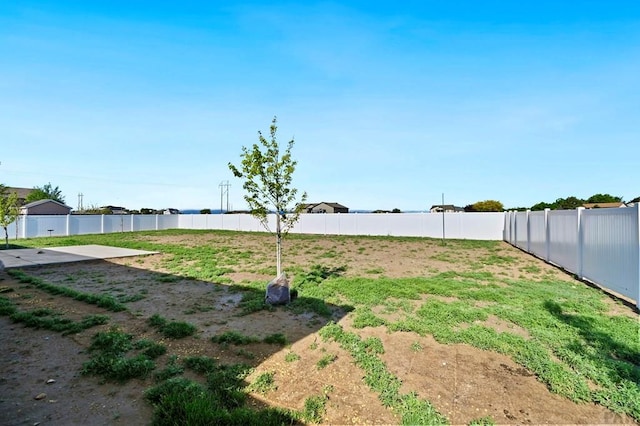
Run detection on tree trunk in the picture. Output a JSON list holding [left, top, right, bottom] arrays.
[[3, 226, 8, 249], [276, 214, 282, 276]]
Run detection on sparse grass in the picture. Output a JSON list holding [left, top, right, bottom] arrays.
[[0, 297, 109, 334], [134, 339, 167, 359], [285, 351, 301, 362], [82, 328, 156, 382], [263, 332, 288, 345], [247, 371, 277, 394], [154, 355, 184, 381], [319, 322, 448, 425], [148, 314, 197, 338], [316, 353, 337, 369], [302, 394, 327, 423], [211, 330, 259, 345], [183, 355, 218, 374], [7, 269, 126, 311], [469, 415, 496, 425], [12, 230, 640, 422]]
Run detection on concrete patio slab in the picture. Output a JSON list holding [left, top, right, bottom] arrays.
[[0, 245, 157, 269]]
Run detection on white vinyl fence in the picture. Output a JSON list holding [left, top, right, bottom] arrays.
[[5, 209, 638, 308], [177, 212, 505, 240], [504, 205, 640, 309], [5, 212, 505, 241]]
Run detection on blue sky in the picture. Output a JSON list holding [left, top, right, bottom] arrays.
[[1, 1, 638, 211]]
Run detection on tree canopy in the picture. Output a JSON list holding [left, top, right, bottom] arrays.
[[25, 182, 65, 204], [471, 200, 504, 212], [530, 193, 624, 211], [228, 116, 307, 276]]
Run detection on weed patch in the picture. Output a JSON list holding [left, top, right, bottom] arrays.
[[319, 322, 448, 425], [7, 270, 126, 311], [147, 314, 197, 338]]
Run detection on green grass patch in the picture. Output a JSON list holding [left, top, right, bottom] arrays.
[[316, 353, 338, 369], [134, 339, 167, 359], [211, 331, 260, 345], [284, 351, 301, 362], [302, 394, 327, 423], [147, 314, 197, 338], [262, 333, 288, 345], [0, 297, 109, 335], [7, 270, 126, 312], [82, 328, 156, 382], [247, 371, 277, 394]]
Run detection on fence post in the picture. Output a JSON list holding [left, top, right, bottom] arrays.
[[635, 203, 640, 310], [576, 207, 585, 280], [526, 210, 531, 253], [101, 215, 105, 234], [66, 214, 71, 236], [544, 208, 550, 262], [512, 211, 518, 247], [22, 215, 27, 239]]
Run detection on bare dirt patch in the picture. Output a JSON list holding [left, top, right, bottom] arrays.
[[1, 233, 637, 425]]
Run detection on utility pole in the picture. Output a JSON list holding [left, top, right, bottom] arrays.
[[219, 181, 230, 213], [77, 193, 84, 212]]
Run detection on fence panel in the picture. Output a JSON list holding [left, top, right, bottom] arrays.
[[23, 215, 68, 238], [350, 213, 384, 235], [528, 211, 547, 259], [547, 210, 579, 274], [158, 214, 179, 230], [103, 215, 129, 233], [581, 206, 639, 303], [132, 215, 155, 232], [292, 214, 326, 234], [514, 211, 528, 250], [69, 215, 102, 235]]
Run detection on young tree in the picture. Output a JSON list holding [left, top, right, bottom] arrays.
[[0, 185, 20, 249], [25, 182, 65, 204], [228, 116, 307, 276]]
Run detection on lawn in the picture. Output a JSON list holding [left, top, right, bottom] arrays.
[[0, 229, 638, 425]]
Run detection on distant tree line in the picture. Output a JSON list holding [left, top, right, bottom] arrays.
[[464, 200, 504, 212], [529, 193, 628, 211], [462, 193, 640, 213]]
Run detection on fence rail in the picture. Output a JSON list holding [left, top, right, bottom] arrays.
[[504, 205, 640, 309]]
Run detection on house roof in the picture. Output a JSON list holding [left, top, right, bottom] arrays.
[[21, 199, 72, 210], [6, 187, 33, 199], [582, 202, 625, 209], [307, 202, 348, 209], [430, 204, 464, 211]]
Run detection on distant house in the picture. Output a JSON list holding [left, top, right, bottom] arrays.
[[163, 208, 180, 215], [582, 202, 626, 209], [5, 187, 34, 206], [101, 205, 128, 215], [20, 199, 73, 215], [303, 202, 349, 214], [430, 204, 465, 213]]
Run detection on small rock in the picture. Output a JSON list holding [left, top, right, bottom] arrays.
[[46, 379, 55, 384], [34, 393, 46, 400]]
